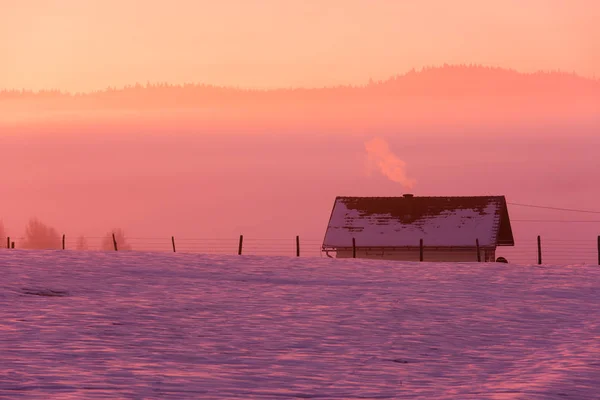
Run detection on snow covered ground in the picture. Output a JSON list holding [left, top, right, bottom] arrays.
[[0, 250, 599, 399]]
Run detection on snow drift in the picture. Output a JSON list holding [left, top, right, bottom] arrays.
[[0, 250, 598, 398]]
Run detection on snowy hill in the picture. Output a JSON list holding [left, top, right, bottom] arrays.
[[0, 250, 598, 399]]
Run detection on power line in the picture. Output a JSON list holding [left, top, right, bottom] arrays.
[[508, 202, 600, 214], [513, 220, 600, 223]]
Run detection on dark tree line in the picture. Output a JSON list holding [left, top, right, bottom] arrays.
[[0, 218, 131, 251], [2, 65, 597, 100]]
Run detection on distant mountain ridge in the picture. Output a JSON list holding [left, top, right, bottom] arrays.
[[2, 65, 598, 129], [2, 65, 599, 100]]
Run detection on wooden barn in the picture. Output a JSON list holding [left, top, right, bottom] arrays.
[[321, 194, 514, 262]]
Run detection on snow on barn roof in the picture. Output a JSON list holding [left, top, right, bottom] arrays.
[[322, 195, 514, 249]]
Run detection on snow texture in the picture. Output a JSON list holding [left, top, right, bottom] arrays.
[[0, 250, 599, 399], [324, 197, 502, 248]]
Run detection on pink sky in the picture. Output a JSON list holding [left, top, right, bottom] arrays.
[[2, 0, 599, 92], [1, 2, 599, 264]]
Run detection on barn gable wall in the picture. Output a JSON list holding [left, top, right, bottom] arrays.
[[335, 248, 496, 262]]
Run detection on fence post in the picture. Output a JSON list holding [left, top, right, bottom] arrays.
[[171, 236, 176, 252], [11, 242, 14, 249], [476, 239, 481, 262], [6, 237, 9, 249], [112, 233, 118, 251], [238, 235, 243, 255], [352, 238, 356, 258], [537, 235, 542, 265], [597, 235, 599, 266], [296, 235, 300, 257], [62, 234, 66, 250], [419, 239, 424, 262]]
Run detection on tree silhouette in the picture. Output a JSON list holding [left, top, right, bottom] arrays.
[[0, 220, 6, 248], [22, 218, 61, 250], [101, 228, 132, 251], [75, 235, 89, 251]]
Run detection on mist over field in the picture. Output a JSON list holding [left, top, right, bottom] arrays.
[[2, 66, 599, 262]]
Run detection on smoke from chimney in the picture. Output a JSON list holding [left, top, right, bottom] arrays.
[[365, 137, 416, 189]]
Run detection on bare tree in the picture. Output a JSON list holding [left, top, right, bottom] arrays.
[[101, 228, 132, 251], [75, 235, 89, 251], [0, 220, 6, 248], [22, 218, 61, 250]]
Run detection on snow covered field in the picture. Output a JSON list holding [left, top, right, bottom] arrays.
[[0, 250, 599, 399]]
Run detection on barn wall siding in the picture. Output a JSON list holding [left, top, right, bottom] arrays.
[[335, 248, 495, 262]]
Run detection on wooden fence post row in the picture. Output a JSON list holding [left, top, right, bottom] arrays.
[[3, 237, 15, 249], [234, 235, 303, 256], [5, 234, 599, 263], [161, 235, 600, 263]]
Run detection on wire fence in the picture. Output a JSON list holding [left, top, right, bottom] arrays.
[[0, 236, 326, 258], [1, 235, 599, 265], [500, 238, 600, 265]]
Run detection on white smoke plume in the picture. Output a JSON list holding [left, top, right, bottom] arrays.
[[365, 137, 416, 189]]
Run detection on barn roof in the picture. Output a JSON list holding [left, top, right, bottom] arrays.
[[322, 195, 514, 249]]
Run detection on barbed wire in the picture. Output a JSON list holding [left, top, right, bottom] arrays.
[[508, 202, 600, 214], [513, 220, 600, 223], [1, 234, 598, 264]]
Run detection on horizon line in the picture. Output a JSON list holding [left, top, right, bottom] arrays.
[[2, 64, 598, 96]]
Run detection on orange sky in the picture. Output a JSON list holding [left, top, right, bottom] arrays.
[[2, 0, 598, 92]]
